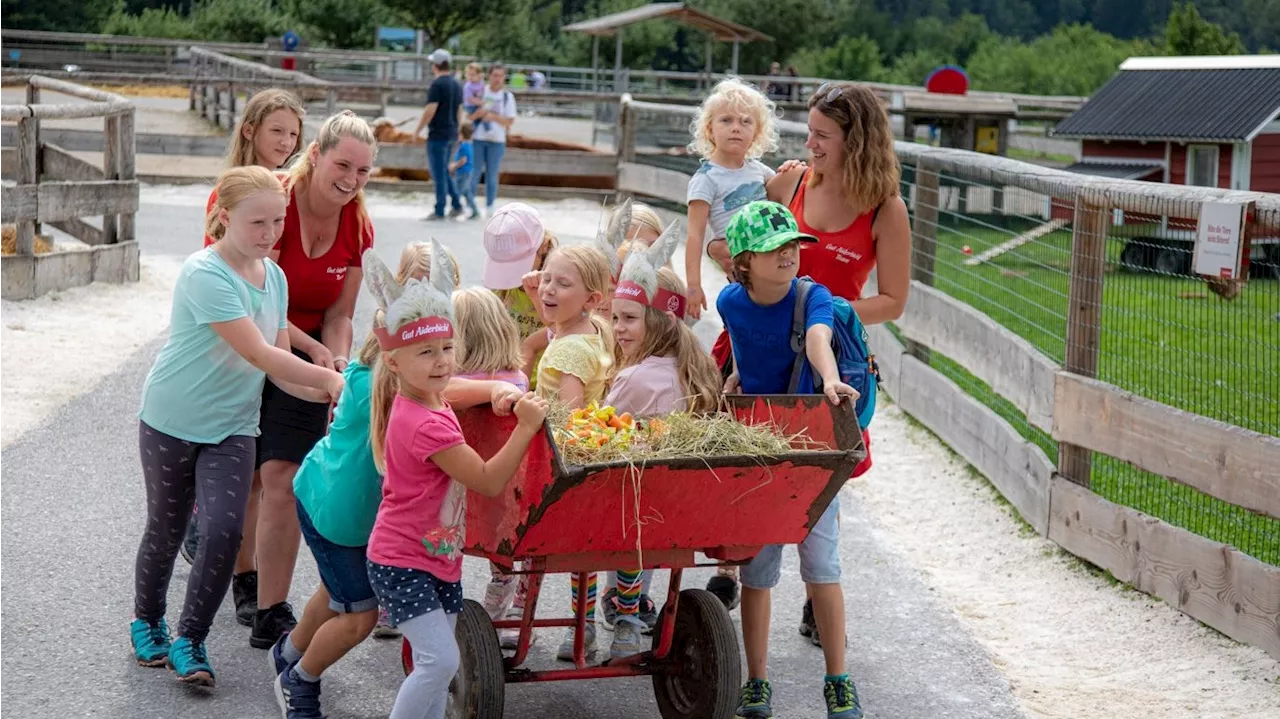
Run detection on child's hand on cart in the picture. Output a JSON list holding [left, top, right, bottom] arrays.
[[513, 392, 549, 430], [723, 371, 741, 395], [823, 379, 859, 406], [489, 382, 527, 416]]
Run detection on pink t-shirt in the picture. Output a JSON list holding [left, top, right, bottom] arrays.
[[455, 368, 529, 392], [367, 395, 468, 581], [605, 356, 684, 417]]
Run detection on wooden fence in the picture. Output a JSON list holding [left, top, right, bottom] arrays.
[[616, 97, 1280, 660], [188, 47, 336, 130], [1, 76, 139, 300]]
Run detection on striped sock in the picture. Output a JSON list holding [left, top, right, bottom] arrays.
[[570, 572, 598, 618], [614, 569, 643, 616]]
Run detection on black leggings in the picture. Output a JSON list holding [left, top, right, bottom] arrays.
[[133, 422, 255, 643]]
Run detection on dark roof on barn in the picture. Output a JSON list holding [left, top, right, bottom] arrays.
[[562, 3, 772, 43], [1053, 56, 1280, 143], [1062, 162, 1162, 180]]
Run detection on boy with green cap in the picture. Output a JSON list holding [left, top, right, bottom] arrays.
[[717, 200, 863, 719]]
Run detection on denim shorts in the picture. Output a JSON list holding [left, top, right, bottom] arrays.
[[740, 496, 842, 589], [297, 499, 379, 613]]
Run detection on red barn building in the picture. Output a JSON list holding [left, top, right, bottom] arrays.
[[1052, 55, 1280, 192]]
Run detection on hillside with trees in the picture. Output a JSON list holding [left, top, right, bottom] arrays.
[[2, 0, 1272, 96]]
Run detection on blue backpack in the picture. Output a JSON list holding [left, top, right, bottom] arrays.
[[787, 277, 879, 429]]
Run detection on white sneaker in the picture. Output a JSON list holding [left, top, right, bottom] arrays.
[[610, 619, 645, 658], [498, 607, 536, 651], [556, 622, 598, 662]]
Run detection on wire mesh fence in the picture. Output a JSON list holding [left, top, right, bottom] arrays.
[[622, 98, 1279, 565]]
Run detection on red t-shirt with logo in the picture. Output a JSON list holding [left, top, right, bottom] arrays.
[[204, 185, 374, 335]]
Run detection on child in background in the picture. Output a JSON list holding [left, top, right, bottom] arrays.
[[463, 62, 489, 134], [718, 201, 862, 719], [534, 244, 615, 661], [448, 123, 480, 221], [272, 242, 448, 717], [601, 225, 722, 659], [481, 203, 558, 379], [363, 242, 548, 719], [625, 202, 666, 247], [130, 167, 343, 687], [684, 77, 779, 320]]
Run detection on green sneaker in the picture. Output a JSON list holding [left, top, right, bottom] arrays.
[[129, 618, 172, 667], [734, 678, 773, 719], [824, 675, 864, 719], [168, 636, 215, 687]]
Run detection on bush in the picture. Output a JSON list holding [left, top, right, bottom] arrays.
[[102, 5, 197, 40], [190, 0, 289, 44]]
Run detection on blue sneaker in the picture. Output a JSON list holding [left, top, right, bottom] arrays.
[[824, 675, 864, 719], [168, 636, 215, 687], [129, 618, 172, 667], [269, 632, 297, 676], [735, 678, 773, 719], [275, 667, 324, 719]]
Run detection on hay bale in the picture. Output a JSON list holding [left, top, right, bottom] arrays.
[[1, 225, 54, 255]]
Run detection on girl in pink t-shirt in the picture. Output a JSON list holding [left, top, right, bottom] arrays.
[[602, 226, 723, 659], [361, 243, 547, 719]]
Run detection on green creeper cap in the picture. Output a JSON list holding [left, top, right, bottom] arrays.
[[725, 200, 818, 258]]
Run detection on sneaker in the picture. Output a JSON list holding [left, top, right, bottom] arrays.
[[372, 607, 401, 639], [268, 633, 294, 676], [609, 618, 645, 659], [799, 598, 820, 646], [555, 622, 598, 662], [422, 213, 447, 222], [232, 571, 259, 628], [734, 678, 773, 719], [707, 574, 741, 611], [463, 210, 480, 221], [824, 676, 864, 719], [129, 617, 172, 667], [600, 588, 619, 630], [638, 594, 658, 635], [180, 517, 199, 566], [275, 666, 324, 719], [168, 636, 215, 687], [498, 608, 537, 651], [481, 574, 518, 622], [251, 602, 298, 650], [448, 207, 465, 219]]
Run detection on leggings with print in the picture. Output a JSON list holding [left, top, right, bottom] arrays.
[[133, 422, 255, 643]]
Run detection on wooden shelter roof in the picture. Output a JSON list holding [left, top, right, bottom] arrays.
[[562, 2, 772, 43]]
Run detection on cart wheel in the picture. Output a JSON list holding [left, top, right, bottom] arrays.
[[652, 589, 742, 719], [447, 599, 505, 719]]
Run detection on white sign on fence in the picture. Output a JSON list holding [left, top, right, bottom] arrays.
[[1193, 201, 1248, 279]]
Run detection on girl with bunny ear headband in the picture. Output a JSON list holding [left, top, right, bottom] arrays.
[[363, 239, 548, 719]]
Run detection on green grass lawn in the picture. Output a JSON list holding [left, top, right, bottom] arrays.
[[908, 214, 1279, 565]]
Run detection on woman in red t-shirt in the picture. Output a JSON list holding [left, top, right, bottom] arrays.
[[205, 111, 378, 648]]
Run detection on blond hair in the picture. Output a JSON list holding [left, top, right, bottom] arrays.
[[285, 110, 378, 229], [397, 242, 461, 286], [689, 77, 779, 160], [808, 83, 900, 216], [614, 268, 720, 414], [205, 166, 287, 241], [226, 89, 306, 169], [546, 244, 614, 344], [466, 61, 483, 77], [453, 287, 523, 375], [627, 203, 664, 243]]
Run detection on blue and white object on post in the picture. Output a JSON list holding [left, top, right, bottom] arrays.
[[282, 31, 301, 52]]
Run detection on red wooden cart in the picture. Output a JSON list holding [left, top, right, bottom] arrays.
[[403, 395, 865, 719]]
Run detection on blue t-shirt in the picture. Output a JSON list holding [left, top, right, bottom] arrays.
[[294, 360, 381, 547], [453, 140, 473, 173], [717, 278, 834, 395], [139, 249, 289, 443]]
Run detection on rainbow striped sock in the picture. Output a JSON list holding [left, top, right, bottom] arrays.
[[614, 569, 643, 616], [570, 572, 598, 617]]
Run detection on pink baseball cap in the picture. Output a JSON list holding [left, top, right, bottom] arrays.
[[483, 203, 545, 289]]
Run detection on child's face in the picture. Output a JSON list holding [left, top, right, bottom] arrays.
[[710, 105, 757, 156], [249, 108, 301, 170], [388, 337, 455, 396], [467, 66, 481, 82], [221, 190, 287, 258], [745, 241, 800, 287], [538, 253, 598, 325], [611, 298, 647, 359]]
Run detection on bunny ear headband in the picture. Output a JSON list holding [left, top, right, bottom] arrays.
[[594, 197, 633, 281], [613, 220, 687, 319], [362, 239, 459, 350]]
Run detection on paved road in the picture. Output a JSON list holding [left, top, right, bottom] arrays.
[[0, 186, 1024, 719]]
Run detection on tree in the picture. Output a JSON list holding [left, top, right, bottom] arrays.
[[102, 4, 198, 38], [1161, 1, 1246, 54], [188, 0, 288, 43], [788, 35, 885, 82], [280, 0, 394, 49], [1, 0, 116, 32], [380, 0, 514, 48]]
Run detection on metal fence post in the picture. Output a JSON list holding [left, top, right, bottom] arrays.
[[906, 157, 939, 362], [1059, 192, 1109, 487]]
